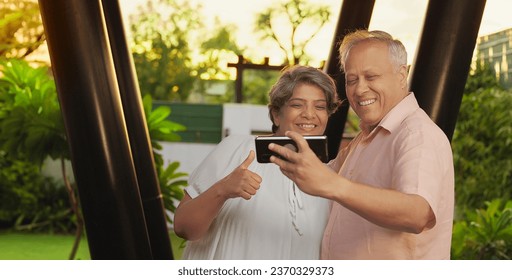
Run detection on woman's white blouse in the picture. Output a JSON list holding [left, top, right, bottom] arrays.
[[181, 134, 329, 260]]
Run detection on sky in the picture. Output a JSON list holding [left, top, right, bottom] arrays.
[[118, 0, 512, 68]]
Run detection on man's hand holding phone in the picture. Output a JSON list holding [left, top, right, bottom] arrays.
[[267, 131, 339, 198]]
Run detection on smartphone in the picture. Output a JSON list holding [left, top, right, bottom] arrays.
[[255, 135, 328, 163]]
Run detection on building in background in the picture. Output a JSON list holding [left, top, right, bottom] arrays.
[[476, 27, 512, 88]]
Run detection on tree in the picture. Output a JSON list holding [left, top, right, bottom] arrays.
[[128, 0, 245, 103], [452, 86, 512, 212], [464, 59, 502, 94], [197, 19, 245, 81], [0, 0, 45, 60], [129, 0, 202, 101], [254, 0, 331, 65], [191, 19, 244, 103], [453, 62, 512, 213]]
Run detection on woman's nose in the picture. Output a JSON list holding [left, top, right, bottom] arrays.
[[301, 106, 315, 118]]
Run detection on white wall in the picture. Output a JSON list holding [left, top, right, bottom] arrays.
[[42, 157, 75, 183], [222, 103, 272, 136], [159, 142, 215, 175]]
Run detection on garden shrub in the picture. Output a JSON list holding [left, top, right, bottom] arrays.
[[0, 152, 73, 233], [451, 199, 512, 259], [452, 87, 512, 213]]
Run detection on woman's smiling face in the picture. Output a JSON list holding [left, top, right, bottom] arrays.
[[272, 83, 329, 136]]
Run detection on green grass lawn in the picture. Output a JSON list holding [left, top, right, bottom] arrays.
[[0, 231, 185, 260]]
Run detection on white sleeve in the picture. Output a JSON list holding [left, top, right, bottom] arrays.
[[184, 135, 255, 198]]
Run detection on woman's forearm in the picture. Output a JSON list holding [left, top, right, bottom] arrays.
[[173, 182, 228, 241]]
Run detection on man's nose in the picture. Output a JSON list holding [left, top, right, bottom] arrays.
[[355, 79, 369, 95]]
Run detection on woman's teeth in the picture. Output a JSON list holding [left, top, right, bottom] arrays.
[[299, 124, 315, 129]]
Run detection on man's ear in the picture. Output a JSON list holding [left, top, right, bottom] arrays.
[[399, 64, 408, 88]]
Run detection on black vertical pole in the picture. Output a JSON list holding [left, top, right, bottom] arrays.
[[232, 55, 244, 103], [38, 0, 153, 259], [409, 0, 486, 141], [101, 0, 174, 260], [324, 0, 375, 159]]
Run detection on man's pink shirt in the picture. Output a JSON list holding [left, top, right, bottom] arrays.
[[321, 93, 454, 259]]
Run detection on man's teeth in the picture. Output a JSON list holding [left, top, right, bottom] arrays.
[[359, 99, 376, 106]]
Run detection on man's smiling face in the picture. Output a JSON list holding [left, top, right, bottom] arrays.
[[344, 40, 408, 130]]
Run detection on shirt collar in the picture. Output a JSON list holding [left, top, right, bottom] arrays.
[[360, 92, 419, 136]]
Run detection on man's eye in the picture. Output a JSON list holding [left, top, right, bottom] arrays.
[[316, 105, 327, 110], [346, 79, 357, 85], [289, 103, 303, 108]]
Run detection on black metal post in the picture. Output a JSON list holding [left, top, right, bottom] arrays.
[[38, 0, 153, 259], [409, 0, 486, 141], [324, 0, 375, 159], [229, 55, 245, 103], [101, 0, 174, 260]]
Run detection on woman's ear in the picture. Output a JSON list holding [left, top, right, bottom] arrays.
[[271, 108, 280, 127]]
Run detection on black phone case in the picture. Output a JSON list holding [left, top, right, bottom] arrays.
[[255, 135, 328, 163]]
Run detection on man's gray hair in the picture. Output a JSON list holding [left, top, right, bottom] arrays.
[[338, 30, 407, 72]]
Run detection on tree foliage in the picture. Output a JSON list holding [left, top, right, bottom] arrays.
[[191, 20, 243, 102], [449, 60, 512, 259], [129, 0, 242, 102], [464, 59, 502, 94], [141, 94, 187, 216], [254, 0, 330, 65], [0, 59, 83, 259], [452, 87, 512, 212], [0, 59, 67, 164], [0, 0, 45, 60], [197, 19, 244, 81], [129, 0, 202, 101], [451, 199, 512, 259], [453, 59, 512, 214], [0, 151, 72, 233]]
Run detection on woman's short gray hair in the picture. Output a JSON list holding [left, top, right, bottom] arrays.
[[268, 65, 340, 133], [338, 30, 407, 72]]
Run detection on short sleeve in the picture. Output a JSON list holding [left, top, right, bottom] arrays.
[[392, 121, 453, 219], [184, 135, 255, 198]]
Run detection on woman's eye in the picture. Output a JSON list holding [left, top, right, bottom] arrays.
[[315, 102, 327, 110]]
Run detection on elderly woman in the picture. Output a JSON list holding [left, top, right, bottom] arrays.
[[174, 65, 340, 259]]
